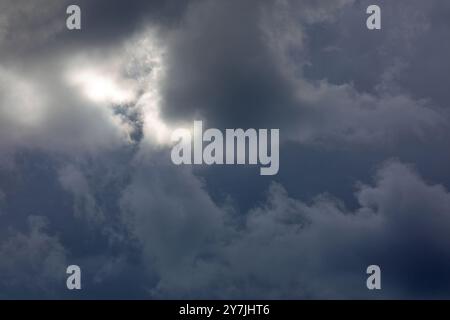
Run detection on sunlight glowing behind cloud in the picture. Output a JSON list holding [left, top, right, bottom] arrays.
[[64, 29, 181, 147], [67, 69, 136, 105], [123, 30, 183, 147]]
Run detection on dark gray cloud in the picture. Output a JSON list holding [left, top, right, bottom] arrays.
[[119, 158, 450, 299], [159, 0, 450, 148], [0, 216, 67, 299], [0, 0, 450, 299]]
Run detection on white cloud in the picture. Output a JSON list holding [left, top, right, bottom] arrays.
[[0, 63, 133, 154], [0, 28, 172, 155]]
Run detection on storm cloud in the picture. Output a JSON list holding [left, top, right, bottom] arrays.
[[1, 0, 450, 299]]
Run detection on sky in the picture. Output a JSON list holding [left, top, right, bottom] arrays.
[[1, 0, 450, 299]]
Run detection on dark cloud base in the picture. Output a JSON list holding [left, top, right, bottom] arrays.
[[1, 0, 450, 299]]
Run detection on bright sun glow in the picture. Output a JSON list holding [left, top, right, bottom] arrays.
[[65, 31, 178, 146], [68, 69, 135, 104]]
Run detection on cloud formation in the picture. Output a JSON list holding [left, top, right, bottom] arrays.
[[120, 159, 450, 298], [0, 0, 450, 299], [0, 216, 67, 299]]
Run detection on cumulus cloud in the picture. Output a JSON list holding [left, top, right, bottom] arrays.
[[120, 160, 450, 298], [2, 0, 448, 152], [1, 0, 450, 299], [0, 0, 67, 56], [0, 25, 171, 156], [158, 0, 450, 148], [0, 216, 67, 298], [219, 160, 450, 299], [0, 62, 134, 155], [120, 150, 232, 297], [58, 164, 104, 223], [264, 0, 450, 146], [289, 80, 449, 145]]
